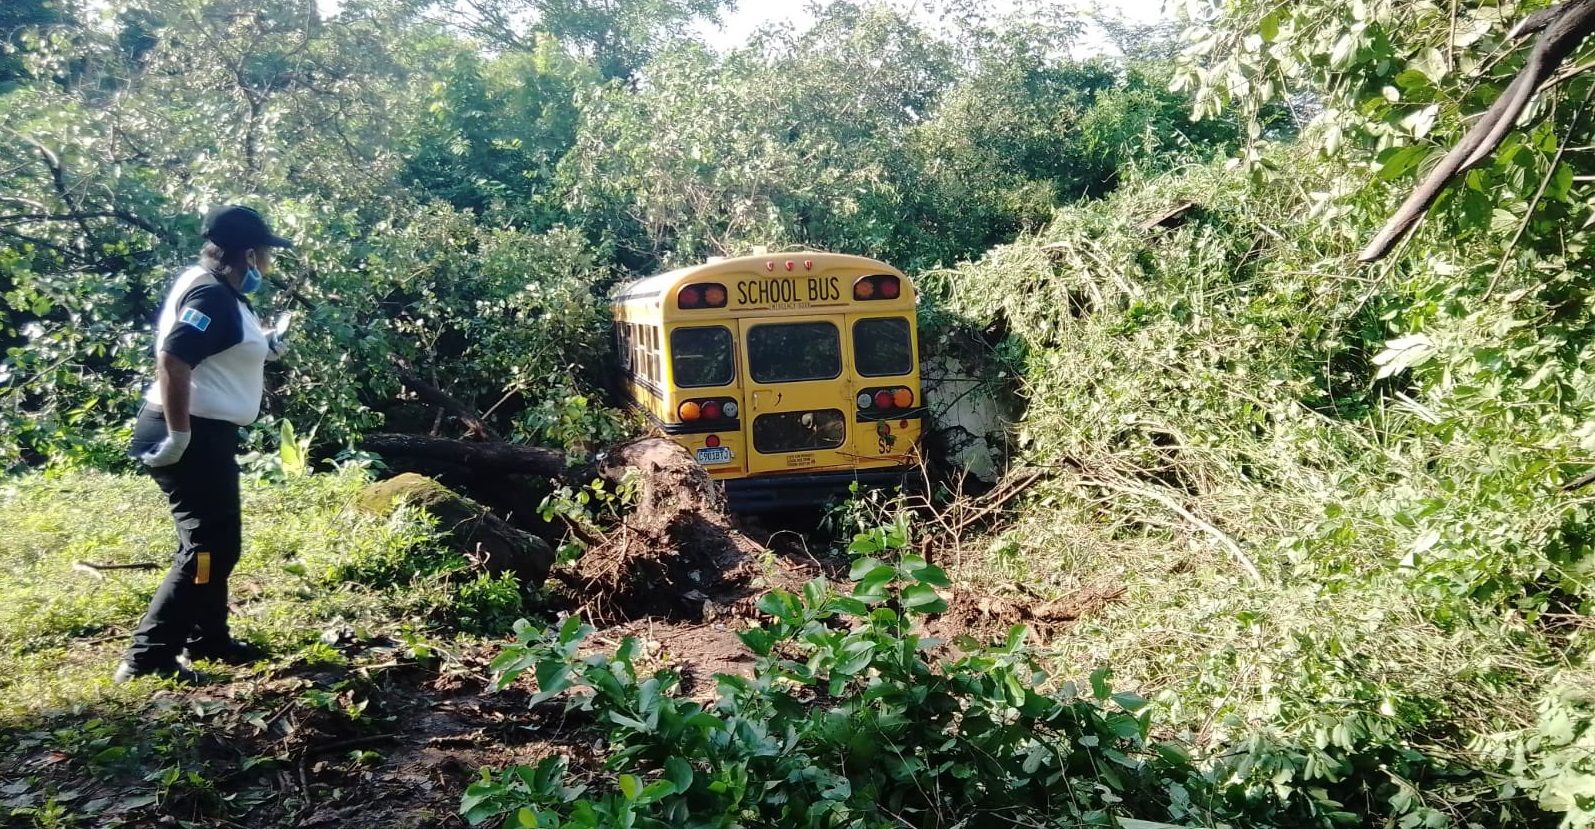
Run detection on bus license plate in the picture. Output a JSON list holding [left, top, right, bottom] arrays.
[[694, 447, 732, 465]]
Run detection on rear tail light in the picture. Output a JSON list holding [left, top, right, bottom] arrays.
[[854, 275, 902, 301], [680, 398, 739, 422], [678, 283, 728, 309], [705, 434, 721, 448], [859, 387, 916, 411]]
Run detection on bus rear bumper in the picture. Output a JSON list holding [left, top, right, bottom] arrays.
[[723, 469, 912, 512]]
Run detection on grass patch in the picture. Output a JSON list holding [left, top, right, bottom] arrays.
[[0, 467, 521, 722]]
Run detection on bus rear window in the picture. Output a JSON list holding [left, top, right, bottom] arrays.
[[753, 410, 846, 454], [853, 317, 913, 377], [747, 322, 841, 383], [670, 326, 734, 388]]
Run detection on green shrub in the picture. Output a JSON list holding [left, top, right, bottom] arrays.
[[464, 520, 1231, 828]]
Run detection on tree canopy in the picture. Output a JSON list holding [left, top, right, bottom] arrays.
[[0, 0, 1232, 467]]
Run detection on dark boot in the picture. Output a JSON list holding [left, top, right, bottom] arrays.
[[179, 638, 266, 668], [112, 660, 204, 685]]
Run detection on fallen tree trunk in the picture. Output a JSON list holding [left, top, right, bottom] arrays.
[[361, 433, 569, 478], [361, 434, 807, 622], [356, 473, 554, 589]]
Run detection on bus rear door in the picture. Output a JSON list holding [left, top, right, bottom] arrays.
[[739, 316, 854, 476], [846, 312, 921, 465]]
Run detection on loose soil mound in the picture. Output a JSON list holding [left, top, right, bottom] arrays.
[[933, 582, 1126, 642], [564, 438, 800, 623]]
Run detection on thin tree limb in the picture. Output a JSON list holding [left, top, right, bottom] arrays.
[[1485, 85, 1593, 298], [73, 560, 161, 578], [1085, 478, 1265, 584]]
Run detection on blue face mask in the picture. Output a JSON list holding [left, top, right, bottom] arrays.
[[240, 266, 263, 293]]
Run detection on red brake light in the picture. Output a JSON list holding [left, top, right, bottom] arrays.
[[874, 390, 893, 409], [705, 434, 721, 448], [855, 275, 902, 301], [703, 401, 722, 419], [680, 284, 725, 309]]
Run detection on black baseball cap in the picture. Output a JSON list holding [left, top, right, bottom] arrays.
[[201, 205, 293, 249]]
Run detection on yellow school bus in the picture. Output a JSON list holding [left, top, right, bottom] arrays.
[[612, 252, 922, 509]]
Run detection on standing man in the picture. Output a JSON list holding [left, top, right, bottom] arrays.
[[115, 205, 293, 684]]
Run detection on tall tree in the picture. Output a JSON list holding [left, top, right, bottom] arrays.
[[0, 0, 71, 89], [431, 0, 734, 79]]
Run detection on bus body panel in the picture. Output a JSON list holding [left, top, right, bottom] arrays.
[[612, 253, 921, 507]]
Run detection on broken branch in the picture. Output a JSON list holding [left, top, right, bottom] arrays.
[[1361, 0, 1595, 263], [73, 560, 161, 578]]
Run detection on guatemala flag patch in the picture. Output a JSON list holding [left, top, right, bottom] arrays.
[[179, 307, 211, 332]]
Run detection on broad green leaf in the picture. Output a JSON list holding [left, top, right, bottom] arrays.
[[1111, 691, 1148, 712], [1089, 667, 1112, 700], [848, 556, 889, 581], [1258, 12, 1280, 42], [665, 756, 694, 792], [900, 583, 947, 614]]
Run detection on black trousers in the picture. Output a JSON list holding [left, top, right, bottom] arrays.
[[124, 405, 243, 668]]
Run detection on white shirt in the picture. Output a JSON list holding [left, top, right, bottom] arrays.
[[144, 267, 269, 426]]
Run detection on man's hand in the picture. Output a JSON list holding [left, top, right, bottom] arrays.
[[140, 430, 191, 467]]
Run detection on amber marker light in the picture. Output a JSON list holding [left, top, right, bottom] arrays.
[[679, 401, 702, 421]]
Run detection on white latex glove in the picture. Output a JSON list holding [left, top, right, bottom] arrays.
[[266, 312, 293, 362], [140, 430, 191, 467]]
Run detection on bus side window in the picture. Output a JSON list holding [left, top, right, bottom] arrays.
[[633, 324, 645, 381], [617, 323, 631, 371], [639, 324, 650, 384], [649, 326, 661, 383]]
